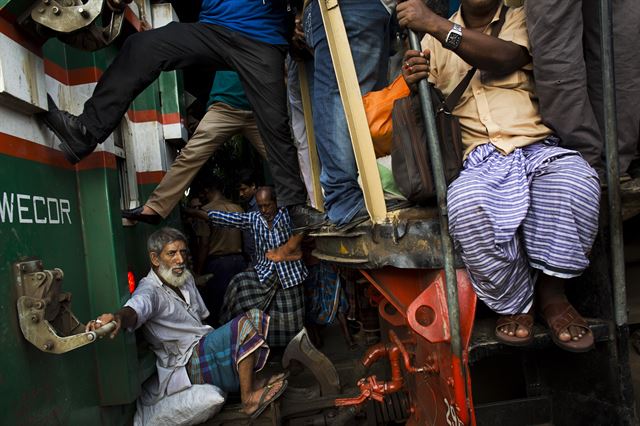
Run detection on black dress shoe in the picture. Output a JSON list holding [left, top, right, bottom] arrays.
[[288, 204, 327, 231], [122, 206, 162, 225], [41, 95, 98, 165]]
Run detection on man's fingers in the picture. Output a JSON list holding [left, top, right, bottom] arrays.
[[110, 316, 122, 339]]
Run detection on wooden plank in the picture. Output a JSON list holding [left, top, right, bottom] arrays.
[[297, 62, 325, 212], [318, 0, 386, 223]]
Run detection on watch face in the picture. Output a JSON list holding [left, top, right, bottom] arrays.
[[450, 33, 461, 47], [446, 32, 462, 50]]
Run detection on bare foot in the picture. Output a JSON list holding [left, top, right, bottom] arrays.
[[240, 379, 286, 417], [495, 314, 534, 346], [254, 372, 287, 389], [538, 276, 593, 352]]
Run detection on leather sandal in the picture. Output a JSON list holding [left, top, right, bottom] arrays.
[[495, 313, 534, 347], [542, 302, 594, 353]]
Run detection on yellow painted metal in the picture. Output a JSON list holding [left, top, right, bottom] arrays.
[[298, 62, 325, 212], [318, 0, 387, 223]]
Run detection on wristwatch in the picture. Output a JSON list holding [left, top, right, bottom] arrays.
[[443, 23, 463, 50]]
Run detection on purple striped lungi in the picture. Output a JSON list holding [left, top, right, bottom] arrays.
[[447, 138, 600, 315]]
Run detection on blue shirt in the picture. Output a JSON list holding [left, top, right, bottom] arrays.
[[199, 0, 289, 46], [207, 207, 307, 288], [207, 71, 251, 111]]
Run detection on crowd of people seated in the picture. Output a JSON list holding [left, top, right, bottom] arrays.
[[66, 0, 639, 420]]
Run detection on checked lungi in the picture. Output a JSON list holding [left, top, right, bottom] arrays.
[[447, 138, 600, 315], [220, 269, 305, 348], [304, 262, 349, 325], [187, 308, 270, 392]]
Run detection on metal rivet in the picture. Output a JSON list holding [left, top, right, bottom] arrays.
[[43, 342, 53, 350], [52, 6, 60, 15], [78, 7, 89, 18], [43, 0, 50, 5], [30, 315, 39, 323]]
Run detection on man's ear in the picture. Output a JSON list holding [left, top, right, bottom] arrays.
[[150, 252, 160, 268]]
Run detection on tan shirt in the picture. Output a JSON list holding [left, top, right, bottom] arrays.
[[199, 198, 244, 257], [423, 5, 552, 157]]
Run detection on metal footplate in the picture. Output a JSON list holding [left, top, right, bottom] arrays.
[[310, 206, 464, 269]]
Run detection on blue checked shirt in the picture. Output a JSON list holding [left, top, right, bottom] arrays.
[[207, 207, 307, 289]]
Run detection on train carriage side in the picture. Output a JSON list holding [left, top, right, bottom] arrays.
[[0, 1, 187, 424]]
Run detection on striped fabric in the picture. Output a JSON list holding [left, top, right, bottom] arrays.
[[207, 208, 308, 289], [187, 308, 270, 392], [447, 138, 600, 315]]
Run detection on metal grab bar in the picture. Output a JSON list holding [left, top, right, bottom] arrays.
[[14, 259, 119, 354], [406, 26, 467, 409]]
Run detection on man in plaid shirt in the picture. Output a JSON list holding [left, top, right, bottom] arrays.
[[188, 186, 306, 347]]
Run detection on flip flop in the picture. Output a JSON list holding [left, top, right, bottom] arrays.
[[495, 313, 534, 347], [256, 371, 290, 389], [542, 302, 594, 353], [242, 379, 288, 420]]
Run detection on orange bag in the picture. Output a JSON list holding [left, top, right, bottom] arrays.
[[362, 75, 410, 158]]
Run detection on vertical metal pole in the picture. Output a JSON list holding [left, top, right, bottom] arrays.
[[406, 30, 463, 365], [599, 0, 626, 326]]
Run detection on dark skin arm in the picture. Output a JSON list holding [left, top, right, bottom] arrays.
[[396, 0, 530, 75], [85, 306, 138, 339]]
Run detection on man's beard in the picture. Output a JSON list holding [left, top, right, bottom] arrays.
[[157, 263, 192, 288]]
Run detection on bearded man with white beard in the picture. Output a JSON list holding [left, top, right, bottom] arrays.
[[86, 227, 287, 418]]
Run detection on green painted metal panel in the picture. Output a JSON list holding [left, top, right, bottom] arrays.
[[159, 70, 185, 117], [0, 0, 34, 16], [75, 166, 142, 406], [43, 39, 117, 72], [0, 155, 118, 424], [131, 80, 162, 114]]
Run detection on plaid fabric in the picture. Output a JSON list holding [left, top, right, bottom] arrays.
[[207, 208, 308, 289], [187, 308, 270, 392], [304, 262, 349, 325], [220, 269, 305, 347]]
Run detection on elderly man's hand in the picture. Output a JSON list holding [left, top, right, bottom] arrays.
[[86, 313, 122, 339], [402, 49, 430, 91]]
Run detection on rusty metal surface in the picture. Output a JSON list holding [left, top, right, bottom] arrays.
[[311, 207, 464, 269], [359, 268, 477, 425]]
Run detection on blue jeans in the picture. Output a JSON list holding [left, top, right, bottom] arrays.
[[305, 0, 391, 225]]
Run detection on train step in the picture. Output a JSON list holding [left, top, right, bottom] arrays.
[[469, 317, 611, 364]]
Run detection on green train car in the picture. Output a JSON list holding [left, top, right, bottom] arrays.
[[0, 1, 186, 423], [2, 0, 640, 425]]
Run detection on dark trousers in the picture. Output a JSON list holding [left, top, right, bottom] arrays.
[[526, 0, 640, 176], [79, 22, 307, 206], [203, 253, 247, 325]]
